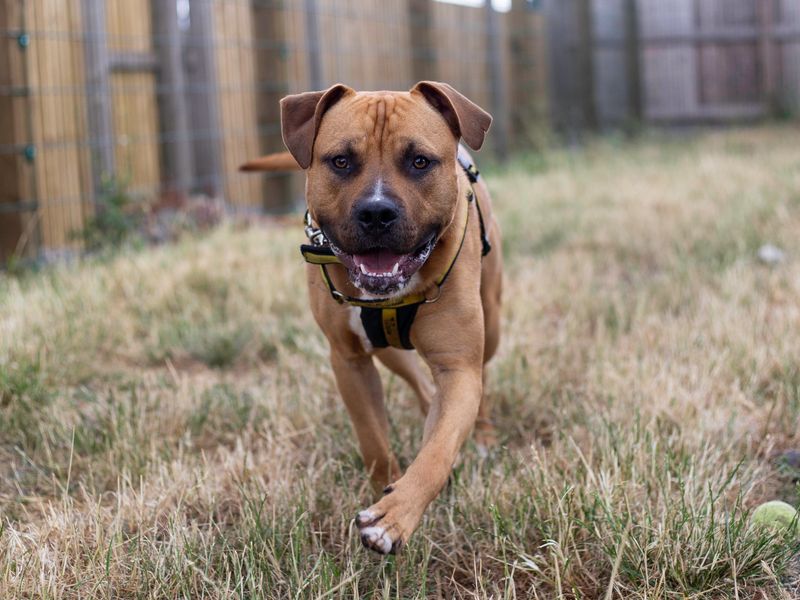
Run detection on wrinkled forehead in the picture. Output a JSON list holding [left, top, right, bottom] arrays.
[[314, 91, 456, 159]]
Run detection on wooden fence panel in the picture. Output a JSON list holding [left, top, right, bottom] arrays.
[[698, 0, 757, 26], [552, 0, 800, 127], [0, 0, 35, 260], [432, 2, 490, 115], [185, 0, 223, 197], [408, 0, 437, 82], [639, 0, 699, 120], [27, 0, 88, 253], [251, 0, 296, 210], [213, 0, 261, 211], [545, 0, 583, 130], [0, 0, 550, 258], [779, 0, 800, 109], [106, 0, 160, 198], [699, 44, 761, 105], [284, 3, 311, 94], [592, 0, 629, 124], [508, 1, 548, 147], [697, 0, 760, 106], [638, 0, 695, 37], [317, 0, 412, 90]]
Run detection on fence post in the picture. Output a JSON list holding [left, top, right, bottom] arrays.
[[81, 0, 115, 196], [485, 1, 508, 161], [543, 0, 567, 131], [509, 0, 546, 149], [407, 0, 437, 82], [577, 0, 597, 129], [0, 0, 27, 259], [151, 0, 194, 198], [304, 0, 323, 90], [758, 0, 777, 111], [624, 0, 642, 123], [185, 0, 222, 197], [252, 0, 294, 211]]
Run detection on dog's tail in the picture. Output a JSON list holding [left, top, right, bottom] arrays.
[[239, 151, 301, 172]]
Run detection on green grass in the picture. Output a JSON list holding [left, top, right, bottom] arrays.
[[2, 126, 800, 598]]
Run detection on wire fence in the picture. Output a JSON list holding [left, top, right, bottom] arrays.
[[0, 0, 547, 260], [1, 0, 799, 261]]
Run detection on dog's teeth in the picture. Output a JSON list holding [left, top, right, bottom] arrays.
[[357, 264, 398, 278]]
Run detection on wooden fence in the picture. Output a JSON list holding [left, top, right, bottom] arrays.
[[0, 0, 547, 261], [547, 0, 800, 130]]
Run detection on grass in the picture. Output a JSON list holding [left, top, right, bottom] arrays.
[[2, 125, 800, 598]]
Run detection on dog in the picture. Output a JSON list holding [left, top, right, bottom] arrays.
[[241, 82, 502, 554]]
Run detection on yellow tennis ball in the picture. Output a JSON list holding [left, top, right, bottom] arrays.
[[751, 501, 799, 533]]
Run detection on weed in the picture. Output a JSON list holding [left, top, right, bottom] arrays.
[[0, 358, 50, 449], [74, 177, 143, 253]]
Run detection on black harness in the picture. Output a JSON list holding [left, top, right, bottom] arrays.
[[301, 157, 491, 350]]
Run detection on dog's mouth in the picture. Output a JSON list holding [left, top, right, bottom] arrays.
[[329, 233, 437, 295]]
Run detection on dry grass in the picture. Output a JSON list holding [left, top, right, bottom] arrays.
[[2, 126, 800, 598]]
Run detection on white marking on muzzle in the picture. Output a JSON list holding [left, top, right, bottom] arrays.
[[369, 179, 384, 203]]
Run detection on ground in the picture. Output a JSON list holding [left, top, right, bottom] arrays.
[[2, 126, 800, 599]]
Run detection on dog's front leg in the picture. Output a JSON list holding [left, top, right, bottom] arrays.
[[330, 351, 402, 493], [355, 350, 482, 554]]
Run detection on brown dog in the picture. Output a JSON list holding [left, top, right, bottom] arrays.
[[242, 82, 502, 554]]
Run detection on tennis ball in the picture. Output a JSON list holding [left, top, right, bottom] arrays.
[[750, 500, 799, 534]]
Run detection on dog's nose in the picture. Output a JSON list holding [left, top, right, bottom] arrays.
[[355, 199, 400, 232]]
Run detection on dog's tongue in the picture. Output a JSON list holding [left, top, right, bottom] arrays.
[[353, 249, 405, 274]]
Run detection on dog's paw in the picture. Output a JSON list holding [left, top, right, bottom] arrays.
[[356, 516, 399, 554], [354, 486, 422, 555]]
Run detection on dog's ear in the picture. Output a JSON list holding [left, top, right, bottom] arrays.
[[411, 81, 492, 151], [280, 84, 355, 169]]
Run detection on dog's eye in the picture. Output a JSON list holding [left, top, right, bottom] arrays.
[[332, 156, 349, 170], [412, 156, 430, 170]]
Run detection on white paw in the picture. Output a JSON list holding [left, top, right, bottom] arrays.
[[356, 509, 376, 525], [359, 525, 393, 554]]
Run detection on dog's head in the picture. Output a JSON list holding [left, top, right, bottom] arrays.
[[281, 82, 491, 295]]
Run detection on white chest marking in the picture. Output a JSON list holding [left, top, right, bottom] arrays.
[[348, 306, 373, 353]]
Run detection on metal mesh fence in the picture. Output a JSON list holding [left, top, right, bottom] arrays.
[[1, 0, 799, 260], [0, 0, 547, 260]]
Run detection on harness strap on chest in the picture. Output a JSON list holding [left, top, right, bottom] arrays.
[[301, 157, 490, 349], [359, 304, 420, 350]]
